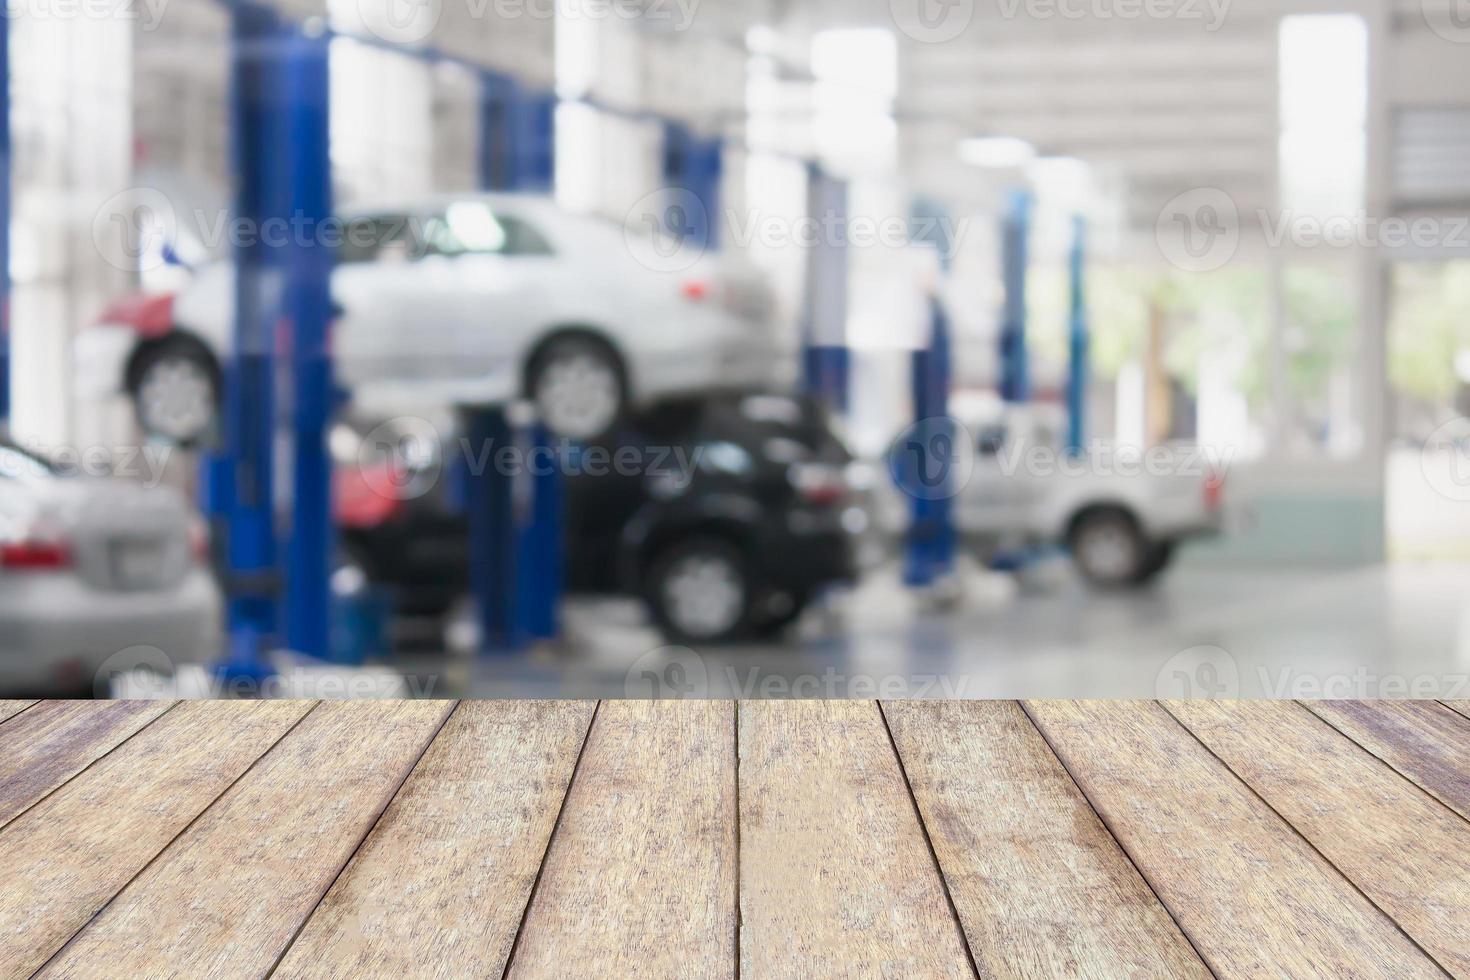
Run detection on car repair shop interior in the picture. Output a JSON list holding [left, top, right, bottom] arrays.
[[2, 0, 1470, 699]]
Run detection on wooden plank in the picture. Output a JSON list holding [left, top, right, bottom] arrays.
[[273, 701, 596, 979], [1445, 701, 1470, 723], [1167, 699, 1470, 977], [0, 700, 314, 978], [1025, 700, 1443, 979], [1305, 700, 1470, 822], [884, 700, 1210, 979], [0, 700, 35, 725], [37, 700, 454, 980], [0, 699, 174, 830], [738, 700, 973, 980], [507, 700, 736, 980]]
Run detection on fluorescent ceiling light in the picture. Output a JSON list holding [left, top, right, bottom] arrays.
[[958, 136, 1035, 169]]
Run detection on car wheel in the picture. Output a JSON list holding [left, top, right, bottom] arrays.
[[130, 339, 219, 445], [647, 537, 752, 644], [1133, 540, 1176, 585], [1069, 510, 1148, 589], [528, 337, 625, 442]]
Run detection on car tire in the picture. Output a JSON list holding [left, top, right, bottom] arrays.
[[646, 536, 752, 644], [1068, 509, 1148, 589], [1133, 540, 1176, 586], [527, 336, 626, 442], [129, 337, 220, 446]]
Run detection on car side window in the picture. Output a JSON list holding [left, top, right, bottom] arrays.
[[340, 215, 420, 264], [421, 202, 554, 258]]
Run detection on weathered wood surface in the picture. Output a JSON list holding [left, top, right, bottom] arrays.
[[0, 699, 173, 830], [1304, 699, 1470, 821], [1167, 699, 1470, 977], [274, 700, 596, 980], [739, 699, 974, 979], [1025, 700, 1444, 979], [5, 699, 1468, 979], [0, 700, 313, 978], [507, 700, 738, 980], [36, 700, 454, 980], [884, 700, 1210, 979], [0, 700, 34, 724]]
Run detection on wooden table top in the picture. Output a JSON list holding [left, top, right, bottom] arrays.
[[2, 698, 1468, 978]]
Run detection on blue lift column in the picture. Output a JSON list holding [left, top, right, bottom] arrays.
[[1066, 214, 1089, 456], [801, 163, 849, 411], [999, 189, 1032, 404], [904, 199, 958, 587], [213, 0, 289, 683], [903, 298, 957, 587], [478, 71, 556, 194], [661, 121, 723, 250], [0, 9, 9, 423], [281, 23, 334, 659], [468, 70, 559, 654]]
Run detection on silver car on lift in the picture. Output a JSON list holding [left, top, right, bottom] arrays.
[[0, 441, 220, 694]]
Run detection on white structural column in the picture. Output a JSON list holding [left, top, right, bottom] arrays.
[[9, 10, 133, 448]]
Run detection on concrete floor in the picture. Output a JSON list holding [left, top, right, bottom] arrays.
[[403, 559, 1470, 700]]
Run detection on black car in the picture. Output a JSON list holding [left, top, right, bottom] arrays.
[[335, 393, 860, 643]]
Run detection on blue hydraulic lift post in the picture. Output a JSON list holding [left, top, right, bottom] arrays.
[[661, 120, 724, 251], [469, 69, 560, 653], [478, 71, 556, 195], [281, 23, 334, 659], [999, 189, 1032, 404], [801, 163, 850, 411], [215, 0, 291, 684], [904, 199, 957, 587], [1066, 214, 1089, 456], [0, 9, 9, 422], [465, 406, 519, 650], [904, 297, 957, 587], [514, 420, 561, 642]]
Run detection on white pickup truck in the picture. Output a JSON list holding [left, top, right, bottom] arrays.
[[880, 404, 1228, 588], [951, 406, 1227, 587]]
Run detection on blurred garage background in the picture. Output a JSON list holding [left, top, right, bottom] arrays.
[[3, 0, 1470, 698]]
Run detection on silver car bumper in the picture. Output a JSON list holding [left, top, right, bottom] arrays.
[[0, 568, 222, 694]]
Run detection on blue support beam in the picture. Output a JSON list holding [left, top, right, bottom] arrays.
[[801, 164, 850, 411], [1066, 214, 1089, 456], [903, 297, 957, 587], [281, 25, 334, 659], [661, 121, 723, 250], [478, 71, 555, 193], [468, 71, 563, 654], [0, 10, 9, 423], [215, 0, 288, 683], [465, 407, 519, 651], [516, 423, 563, 642], [999, 189, 1032, 404], [214, 4, 335, 679]]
